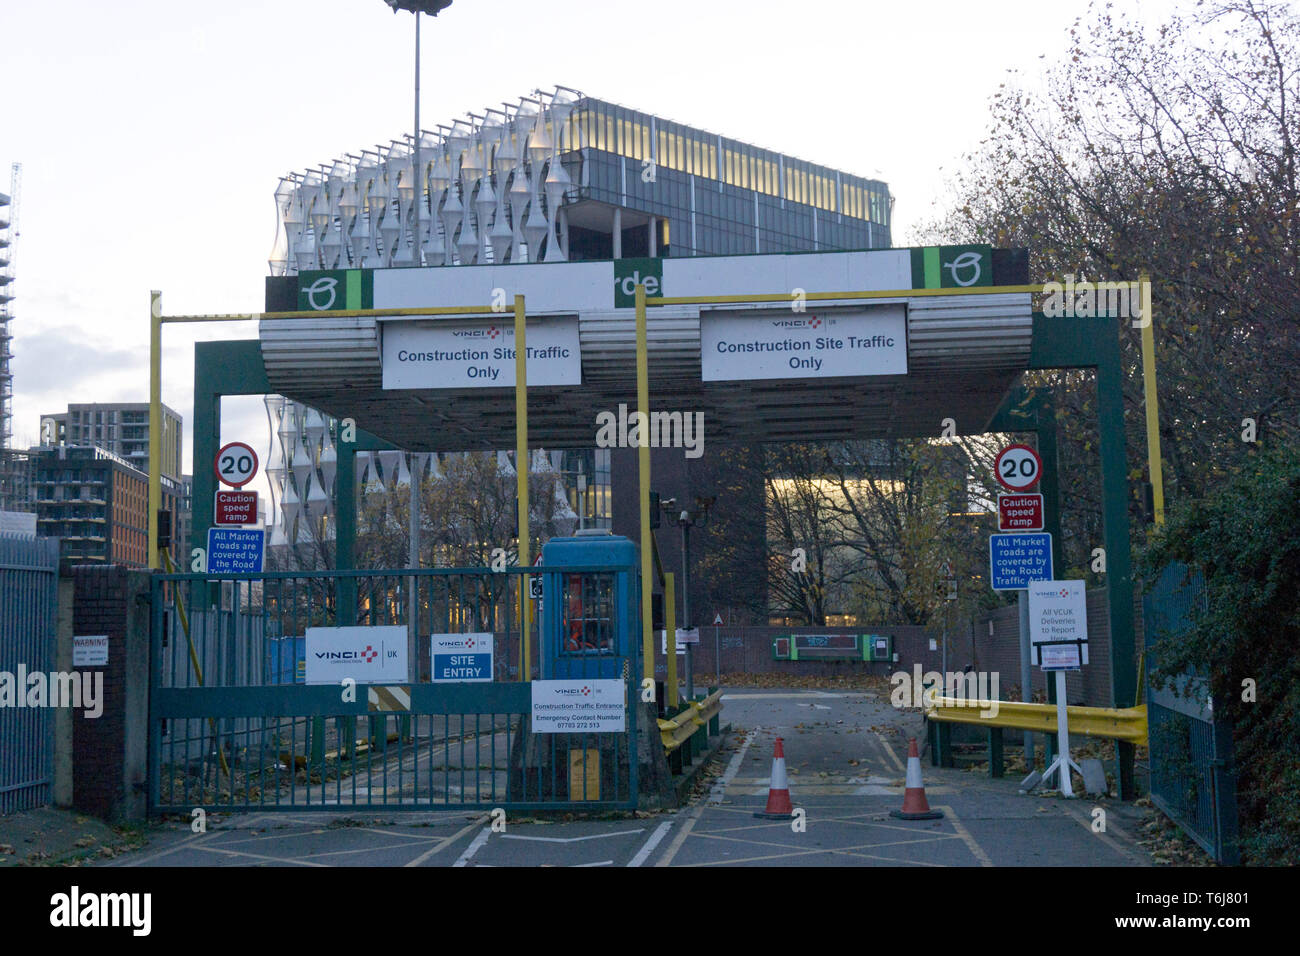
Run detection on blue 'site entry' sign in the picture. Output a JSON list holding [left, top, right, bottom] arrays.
[[431, 632, 494, 682]]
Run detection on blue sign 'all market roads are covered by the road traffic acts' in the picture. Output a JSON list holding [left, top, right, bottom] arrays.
[[206, 527, 265, 574], [989, 532, 1053, 590]]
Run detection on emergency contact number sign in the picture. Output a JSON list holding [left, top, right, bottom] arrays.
[[530, 679, 626, 733]]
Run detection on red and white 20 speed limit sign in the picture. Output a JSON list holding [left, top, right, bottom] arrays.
[[993, 443, 1042, 491], [215, 441, 259, 488]]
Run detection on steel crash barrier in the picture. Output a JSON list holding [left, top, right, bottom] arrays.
[[923, 690, 1148, 777], [657, 690, 723, 772]]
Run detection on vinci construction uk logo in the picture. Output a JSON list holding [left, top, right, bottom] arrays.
[[298, 269, 374, 311], [769, 315, 828, 330], [452, 325, 503, 339]]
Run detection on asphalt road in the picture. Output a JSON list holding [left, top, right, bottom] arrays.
[[106, 687, 1152, 868]]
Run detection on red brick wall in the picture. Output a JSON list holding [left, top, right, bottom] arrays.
[[651, 588, 1144, 709], [651, 624, 940, 684], [69, 564, 150, 821]]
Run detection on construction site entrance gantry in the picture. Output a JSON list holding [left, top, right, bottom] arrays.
[[147, 244, 1155, 802]]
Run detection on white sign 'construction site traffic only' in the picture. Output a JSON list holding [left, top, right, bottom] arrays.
[[530, 679, 626, 733], [700, 306, 907, 382], [1027, 580, 1090, 670], [382, 317, 581, 389]]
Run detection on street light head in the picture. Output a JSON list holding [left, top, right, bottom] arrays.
[[383, 0, 453, 15]]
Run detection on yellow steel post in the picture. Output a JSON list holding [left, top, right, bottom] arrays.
[[1139, 274, 1164, 526], [148, 291, 162, 570], [514, 294, 531, 680], [665, 572, 677, 707], [636, 283, 654, 687]]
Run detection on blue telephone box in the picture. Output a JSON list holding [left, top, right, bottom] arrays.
[[539, 532, 639, 681]]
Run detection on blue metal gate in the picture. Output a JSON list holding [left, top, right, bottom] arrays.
[[1143, 562, 1240, 864], [148, 564, 640, 813], [0, 534, 61, 814]]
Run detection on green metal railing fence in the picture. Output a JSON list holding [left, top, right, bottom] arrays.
[[1143, 562, 1240, 864], [149, 565, 638, 813]]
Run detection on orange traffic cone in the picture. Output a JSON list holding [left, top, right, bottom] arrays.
[[890, 737, 944, 820], [754, 737, 795, 819]]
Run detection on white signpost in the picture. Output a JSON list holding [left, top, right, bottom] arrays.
[[1028, 580, 1089, 797], [659, 627, 700, 655]]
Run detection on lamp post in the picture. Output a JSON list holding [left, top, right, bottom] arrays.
[[662, 495, 716, 699], [382, 1, 453, 267]]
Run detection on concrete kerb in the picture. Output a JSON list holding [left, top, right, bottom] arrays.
[[668, 723, 733, 805]]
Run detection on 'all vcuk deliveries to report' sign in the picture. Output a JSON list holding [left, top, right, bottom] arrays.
[[988, 532, 1053, 591], [1028, 580, 1089, 670], [381, 317, 581, 389], [206, 527, 265, 574]]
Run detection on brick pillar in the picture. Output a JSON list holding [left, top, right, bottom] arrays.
[[69, 565, 152, 822]]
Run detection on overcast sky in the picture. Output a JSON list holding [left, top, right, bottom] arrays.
[[0, 0, 1182, 498]]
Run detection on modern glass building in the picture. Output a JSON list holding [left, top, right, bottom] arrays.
[[270, 87, 892, 273], [555, 96, 891, 259], [265, 87, 892, 558]]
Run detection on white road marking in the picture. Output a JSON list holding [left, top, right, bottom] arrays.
[[627, 820, 673, 867], [796, 703, 832, 710], [875, 732, 906, 773], [452, 827, 492, 867], [933, 805, 994, 867], [499, 828, 645, 844], [573, 860, 614, 867], [656, 728, 757, 867], [404, 813, 491, 868], [190, 844, 328, 866], [1056, 802, 1150, 866], [722, 693, 848, 700]]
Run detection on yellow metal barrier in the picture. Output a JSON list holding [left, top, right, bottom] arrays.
[[924, 692, 1148, 746], [658, 690, 724, 754]]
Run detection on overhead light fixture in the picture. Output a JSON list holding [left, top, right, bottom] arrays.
[[383, 0, 453, 14]]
